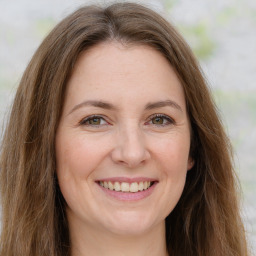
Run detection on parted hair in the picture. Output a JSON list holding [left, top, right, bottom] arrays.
[[0, 2, 248, 256]]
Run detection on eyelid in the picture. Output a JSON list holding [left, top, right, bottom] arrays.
[[78, 113, 175, 127], [145, 113, 175, 126], [79, 115, 110, 126]]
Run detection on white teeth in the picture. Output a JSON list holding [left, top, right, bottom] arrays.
[[121, 182, 130, 192], [138, 181, 144, 191], [99, 181, 153, 192], [108, 181, 114, 190], [130, 182, 139, 192], [114, 182, 121, 191], [103, 181, 108, 189]]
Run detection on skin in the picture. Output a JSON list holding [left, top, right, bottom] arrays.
[[55, 42, 193, 256]]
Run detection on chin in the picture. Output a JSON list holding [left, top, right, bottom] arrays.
[[100, 210, 161, 236]]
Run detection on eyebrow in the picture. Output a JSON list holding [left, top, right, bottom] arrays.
[[69, 100, 117, 115], [68, 99, 183, 115], [145, 100, 183, 112]]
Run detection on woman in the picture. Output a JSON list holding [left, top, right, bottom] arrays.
[[0, 2, 249, 256]]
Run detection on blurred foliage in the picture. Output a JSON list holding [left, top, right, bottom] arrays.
[[213, 89, 256, 148], [213, 89, 256, 118], [0, 69, 11, 90], [5, 30, 15, 46], [35, 17, 55, 37], [252, 9, 256, 24], [217, 6, 238, 25], [177, 22, 216, 60], [163, 0, 216, 60], [164, 0, 178, 10]]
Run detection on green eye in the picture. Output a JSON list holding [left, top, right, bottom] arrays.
[[87, 118, 101, 125], [80, 116, 108, 126], [152, 116, 164, 125], [147, 114, 174, 126]]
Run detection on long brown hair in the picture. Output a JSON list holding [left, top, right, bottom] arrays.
[[0, 2, 249, 256]]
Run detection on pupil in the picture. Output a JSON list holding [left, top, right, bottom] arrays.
[[153, 117, 163, 124], [90, 118, 100, 125]]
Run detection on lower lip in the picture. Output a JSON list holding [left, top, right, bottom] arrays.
[[97, 182, 157, 201]]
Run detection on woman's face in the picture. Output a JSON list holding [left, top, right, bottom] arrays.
[[56, 42, 193, 236]]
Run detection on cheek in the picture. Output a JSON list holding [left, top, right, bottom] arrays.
[[153, 132, 191, 174], [55, 133, 110, 215], [55, 132, 118, 220], [56, 134, 108, 179], [160, 143, 188, 188], [152, 134, 190, 211]]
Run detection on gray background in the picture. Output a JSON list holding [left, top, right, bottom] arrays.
[[0, 0, 255, 254]]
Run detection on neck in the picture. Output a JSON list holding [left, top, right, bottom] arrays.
[[69, 217, 168, 256]]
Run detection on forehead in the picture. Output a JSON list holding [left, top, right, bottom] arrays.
[[64, 42, 186, 112]]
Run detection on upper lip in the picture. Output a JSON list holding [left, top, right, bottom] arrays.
[[95, 177, 158, 183]]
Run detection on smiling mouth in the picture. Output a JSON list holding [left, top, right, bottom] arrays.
[[98, 181, 155, 193]]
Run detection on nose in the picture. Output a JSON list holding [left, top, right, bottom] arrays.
[[111, 126, 150, 168]]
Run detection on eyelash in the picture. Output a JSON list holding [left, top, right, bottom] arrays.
[[79, 115, 109, 127], [146, 114, 175, 127], [79, 114, 175, 127]]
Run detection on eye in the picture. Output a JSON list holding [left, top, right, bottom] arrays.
[[146, 114, 174, 126], [79, 115, 109, 126]]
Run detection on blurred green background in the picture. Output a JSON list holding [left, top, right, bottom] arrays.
[[0, 0, 255, 253]]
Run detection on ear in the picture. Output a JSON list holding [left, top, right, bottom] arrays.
[[187, 157, 194, 171]]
